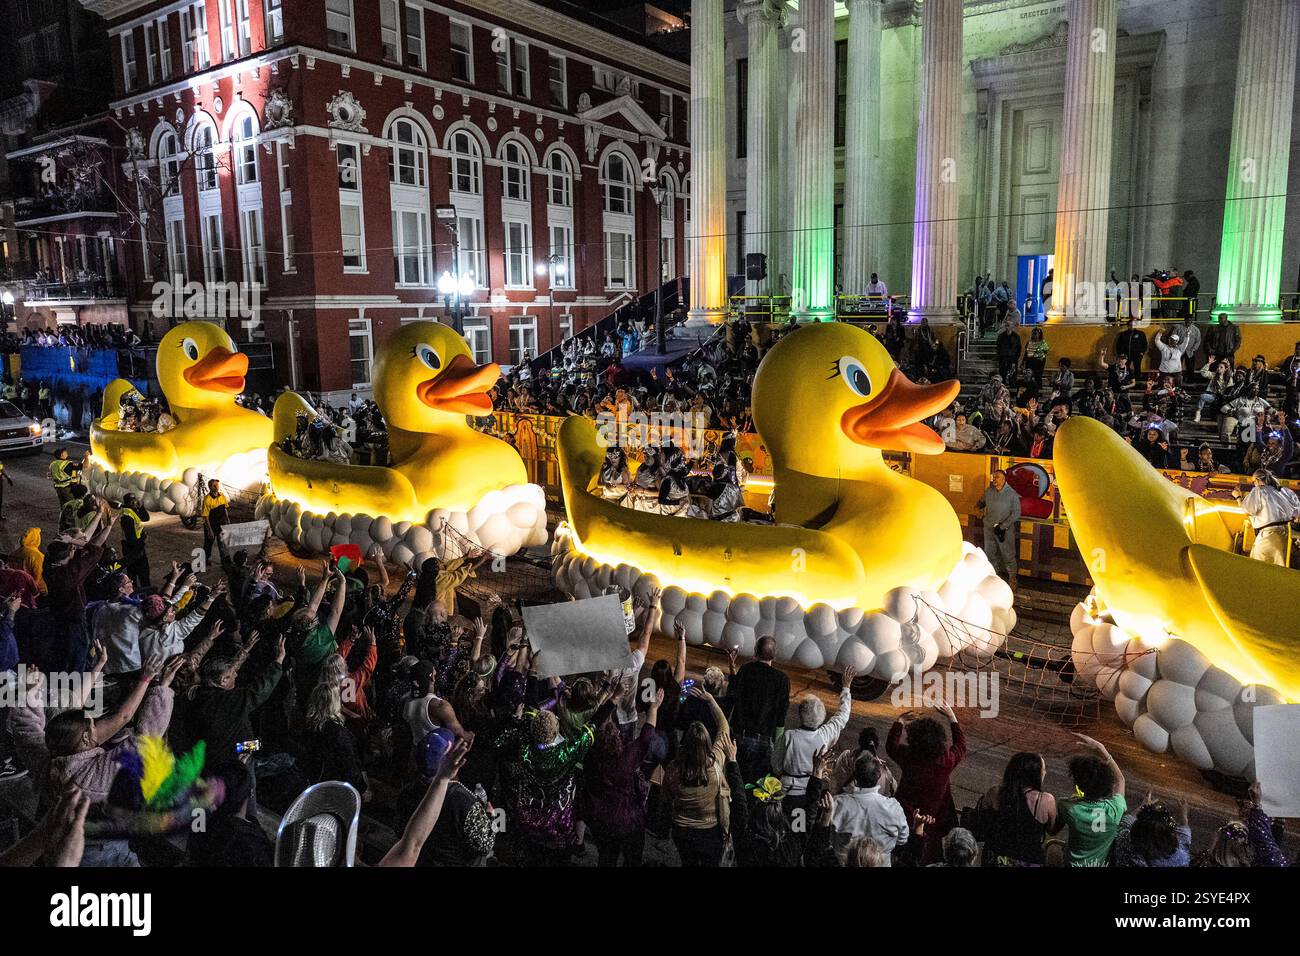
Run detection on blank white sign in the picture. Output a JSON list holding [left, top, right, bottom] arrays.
[[1253, 704, 1300, 818], [522, 594, 636, 679]]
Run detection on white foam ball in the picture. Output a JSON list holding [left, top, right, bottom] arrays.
[[1194, 709, 1255, 777], [730, 594, 761, 628], [792, 638, 824, 669], [975, 574, 1014, 612], [1132, 714, 1171, 753], [836, 639, 876, 672], [1115, 693, 1143, 726], [390, 544, 414, 568], [857, 613, 902, 654], [660, 587, 687, 615], [1147, 680, 1199, 729], [1157, 640, 1211, 688], [873, 649, 910, 683], [805, 603, 838, 639], [1170, 726, 1214, 770]]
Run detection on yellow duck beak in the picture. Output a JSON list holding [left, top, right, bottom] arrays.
[[183, 347, 248, 395], [417, 353, 500, 414], [840, 370, 959, 455]]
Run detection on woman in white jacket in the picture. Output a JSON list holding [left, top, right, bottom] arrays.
[[772, 665, 856, 806]]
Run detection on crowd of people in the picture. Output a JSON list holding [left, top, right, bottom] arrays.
[[944, 316, 1300, 480], [0, 494, 1293, 868]]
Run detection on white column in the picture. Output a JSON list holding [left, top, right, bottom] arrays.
[[1215, 0, 1299, 322], [789, 0, 836, 321], [738, 0, 784, 298], [842, 0, 884, 297], [908, 0, 963, 324], [688, 0, 728, 325], [1048, 0, 1118, 322]]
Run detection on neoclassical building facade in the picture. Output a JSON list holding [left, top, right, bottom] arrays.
[[690, 0, 1300, 324]]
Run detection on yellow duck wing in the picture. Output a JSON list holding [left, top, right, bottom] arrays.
[[271, 391, 316, 444], [559, 415, 866, 604], [1185, 544, 1300, 702], [90, 422, 178, 477], [270, 387, 419, 518]]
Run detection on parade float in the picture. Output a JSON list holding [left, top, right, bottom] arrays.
[[256, 321, 547, 568], [1056, 416, 1295, 777], [85, 321, 272, 517], [552, 322, 1016, 677]]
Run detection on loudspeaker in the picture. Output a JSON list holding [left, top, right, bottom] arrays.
[[745, 252, 767, 281]]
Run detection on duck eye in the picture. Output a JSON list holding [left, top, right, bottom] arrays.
[[182, 338, 200, 361], [837, 357, 872, 397], [416, 344, 441, 371]]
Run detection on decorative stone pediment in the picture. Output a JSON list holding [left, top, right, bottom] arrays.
[[265, 89, 294, 129], [326, 91, 367, 132]]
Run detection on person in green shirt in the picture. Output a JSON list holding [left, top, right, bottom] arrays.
[[288, 560, 348, 693], [1062, 733, 1127, 867]]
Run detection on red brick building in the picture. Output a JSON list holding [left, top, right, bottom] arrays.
[[92, 0, 691, 395]]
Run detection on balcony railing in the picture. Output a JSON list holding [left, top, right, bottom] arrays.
[[20, 275, 126, 302]]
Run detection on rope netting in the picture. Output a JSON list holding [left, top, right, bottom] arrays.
[[916, 596, 1152, 728]]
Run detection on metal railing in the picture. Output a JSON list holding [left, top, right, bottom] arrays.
[[21, 275, 125, 302]]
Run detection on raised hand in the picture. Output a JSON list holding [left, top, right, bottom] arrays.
[[159, 655, 186, 688]]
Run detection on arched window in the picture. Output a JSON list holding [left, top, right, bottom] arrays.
[[659, 170, 674, 221], [502, 140, 529, 201], [234, 114, 258, 185], [546, 150, 572, 206], [601, 152, 633, 214], [449, 130, 481, 194], [388, 118, 427, 187], [194, 124, 219, 191], [158, 130, 183, 195]]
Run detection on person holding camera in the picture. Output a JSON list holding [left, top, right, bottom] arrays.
[[978, 469, 1021, 587]]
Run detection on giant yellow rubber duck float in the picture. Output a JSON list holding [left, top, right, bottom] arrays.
[[257, 321, 547, 568], [1056, 416, 1293, 776], [553, 322, 1017, 675], [83, 321, 271, 516]]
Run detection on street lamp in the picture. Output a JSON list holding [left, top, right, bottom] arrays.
[[437, 270, 475, 331], [537, 253, 566, 347], [650, 183, 667, 355]]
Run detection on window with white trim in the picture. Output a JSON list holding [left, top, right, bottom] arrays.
[[380, 0, 400, 62], [277, 141, 293, 271], [241, 207, 266, 285], [234, 0, 251, 56], [326, 0, 354, 52], [496, 37, 529, 97], [388, 119, 431, 285], [166, 218, 188, 282], [195, 124, 219, 191], [158, 130, 183, 195], [202, 212, 225, 281], [388, 118, 426, 187], [509, 316, 537, 365], [349, 319, 374, 387], [455, 215, 484, 286], [548, 223, 573, 289], [547, 52, 567, 109], [144, 26, 158, 83], [234, 115, 258, 185], [392, 209, 431, 285], [218, 0, 234, 60], [449, 130, 481, 194], [462, 317, 491, 365], [601, 152, 633, 214], [504, 220, 531, 288], [605, 230, 634, 290], [659, 89, 673, 134], [683, 176, 692, 278], [121, 32, 138, 90], [404, 4, 425, 70], [502, 141, 529, 201], [336, 141, 365, 271], [264, 0, 284, 44], [181, 2, 209, 71], [156, 18, 172, 79], [449, 20, 472, 82], [546, 151, 572, 206]]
